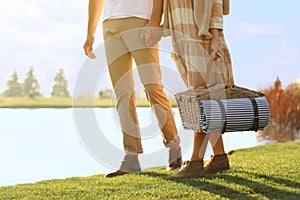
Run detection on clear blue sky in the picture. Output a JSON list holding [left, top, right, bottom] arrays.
[[0, 0, 299, 96]]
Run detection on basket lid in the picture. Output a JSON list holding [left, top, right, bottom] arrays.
[[175, 84, 265, 100]]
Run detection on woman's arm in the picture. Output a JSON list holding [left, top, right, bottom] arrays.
[[142, 0, 164, 47], [209, 0, 223, 60], [148, 0, 164, 27]]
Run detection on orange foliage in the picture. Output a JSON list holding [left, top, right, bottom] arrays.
[[259, 77, 300, 142]]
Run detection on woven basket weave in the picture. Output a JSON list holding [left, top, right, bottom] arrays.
[[175, 84, 265, 132]]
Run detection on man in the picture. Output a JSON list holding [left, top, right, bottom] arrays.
[[83, 0, 182, 178]]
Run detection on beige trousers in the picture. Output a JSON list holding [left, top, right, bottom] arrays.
[[102, 17, 180, 154]]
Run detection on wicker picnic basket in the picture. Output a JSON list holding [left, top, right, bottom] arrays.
[[175, 84, 265, 132], [173, 48, 267, 132]]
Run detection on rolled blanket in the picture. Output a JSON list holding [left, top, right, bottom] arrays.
[[199, 97, 270, 133]]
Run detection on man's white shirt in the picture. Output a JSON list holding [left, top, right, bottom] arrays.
[[102, 0, 153, 21]]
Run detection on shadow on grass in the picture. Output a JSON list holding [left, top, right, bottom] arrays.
[[141, 171, 169, 179], [211, 172, 300, 200], [168, 177, 257, 200], [240, 170, 300, 189], [142, 170, 300, 200], [142, 171, 256, 199]]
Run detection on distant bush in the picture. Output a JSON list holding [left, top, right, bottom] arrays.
[[260, 77, 300, 142], [51, 69, 70, 97], [23, 66, 42, 98], [3, 71, 23, 97]]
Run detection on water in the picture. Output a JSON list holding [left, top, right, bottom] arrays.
[[0, 108, 260, 187]]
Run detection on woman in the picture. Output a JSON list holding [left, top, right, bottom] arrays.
[[144, 0, 234, 178]]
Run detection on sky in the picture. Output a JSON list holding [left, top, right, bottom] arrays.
[[0, 0, 299, 97]]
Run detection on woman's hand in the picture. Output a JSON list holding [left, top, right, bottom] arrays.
[[210, 37, 221, 60], [141, 23, 163, 47], [209, 29, 221, 60]]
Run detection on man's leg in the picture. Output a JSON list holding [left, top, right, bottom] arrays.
[[120, 17, 182, 169], [103, 19, 142, 177]]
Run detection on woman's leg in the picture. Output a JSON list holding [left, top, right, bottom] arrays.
[[209, 133, 226, 155], [204, 133, 230, 173], [191, 132, 209, 161]]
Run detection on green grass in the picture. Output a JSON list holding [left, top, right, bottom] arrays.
[[0, 97, 177, 108], [0, 142, 299, 199], [0, 97, 73, 108]]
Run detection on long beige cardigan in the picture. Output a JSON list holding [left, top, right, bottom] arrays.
[[163, 0, 230, 39]]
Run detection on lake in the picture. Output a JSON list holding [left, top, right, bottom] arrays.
[[0, 108, 262, 187]]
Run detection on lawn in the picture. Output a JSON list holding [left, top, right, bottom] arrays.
[[0, 97, 178, 108], [0, 142, 299, 199]]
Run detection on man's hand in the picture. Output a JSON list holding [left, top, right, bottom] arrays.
[[83, 35, 96, 59]]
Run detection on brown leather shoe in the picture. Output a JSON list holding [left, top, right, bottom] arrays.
[[167, 157, 182, 171], [105, 170, 128, 178], [166, 148, 182, 171], [204, 153, 230, 174], [105, 154, 141, 178], [167, 160, 205, 179]]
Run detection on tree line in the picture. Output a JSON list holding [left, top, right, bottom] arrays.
[[1, 67, 70, 98]]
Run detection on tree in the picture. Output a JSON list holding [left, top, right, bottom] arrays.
[[3, 70, 23, 97], [23, 66, 41, 98], [260, 77, 300, 142], [285, 78, 300, 132], [51, 69, 70, 97]]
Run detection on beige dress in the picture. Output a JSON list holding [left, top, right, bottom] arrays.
[[165, 0, 234, 88]]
